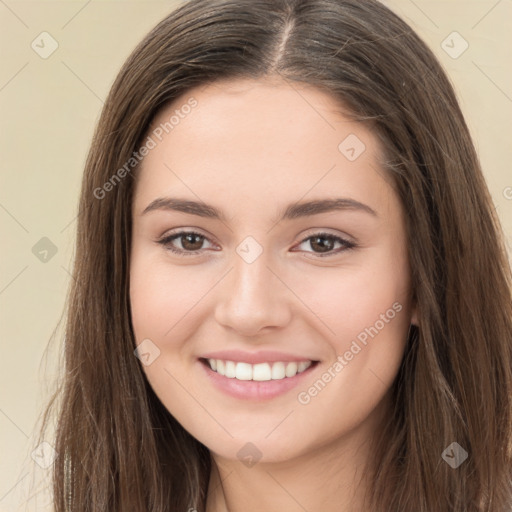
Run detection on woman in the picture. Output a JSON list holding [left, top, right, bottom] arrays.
[[38, 0, 512, 510]]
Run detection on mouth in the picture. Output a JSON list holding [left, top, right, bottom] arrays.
[[198, 356, 319, 401], [201, 358, 316, 381]]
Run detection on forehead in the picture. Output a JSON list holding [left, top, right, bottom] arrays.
[[133, 77, 395, 220], [146, 76, 367, 157]]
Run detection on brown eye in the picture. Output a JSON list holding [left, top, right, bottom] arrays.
[[157, 230, 355, 258], [157, 230, 214, 256], [179, 233, 205, 251], [309, 235, 336, 253], [294, 232, 356, 257]]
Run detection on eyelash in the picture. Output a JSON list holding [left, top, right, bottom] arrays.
[[156, 230, 356, 258]]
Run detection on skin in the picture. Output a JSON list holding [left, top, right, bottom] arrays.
[[130, 76, 417, 512]]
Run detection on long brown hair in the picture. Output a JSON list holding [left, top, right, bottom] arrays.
[[37, 0, 512, 510]]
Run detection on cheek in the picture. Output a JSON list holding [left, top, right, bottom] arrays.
[[293, 263, 409, 427], [289, 247, 410, 407], [129, 256, 207, 427], [286, 291, 409, 461], [130, 269, 171, 342], [293, 246, 410, 347], [129, 252, 208, 342]]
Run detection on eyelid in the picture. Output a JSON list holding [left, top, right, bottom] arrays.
[[297, 227, 356, 245]]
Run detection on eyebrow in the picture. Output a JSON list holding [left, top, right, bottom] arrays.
[[141, 196, 378, 221]]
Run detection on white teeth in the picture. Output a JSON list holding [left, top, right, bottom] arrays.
[[252, 363, 272, 381], [225, 360, 236, 378], [206, 359, 313, 381], [235, 362, 252, 381], [271, 362, 286, 380], [285, 362, 298, 377]]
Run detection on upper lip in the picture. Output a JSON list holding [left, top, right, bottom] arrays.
[[200, 350, 317, 364]]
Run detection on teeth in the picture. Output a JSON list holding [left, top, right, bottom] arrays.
[[271, 362, 286, 380], [225, 360, 236, 378], [297, 361, 309, 372], [207, 359, 312, 381], [235, 362, 252, 381], [285, 362, 298, 377], [253, 363, 271, 381]]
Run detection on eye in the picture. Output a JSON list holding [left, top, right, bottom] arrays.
[[157, 230, 356, 258], [157, 230, 216, 256], [293, 232, 356, 257]]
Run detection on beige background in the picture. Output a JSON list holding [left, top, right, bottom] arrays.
[[0, 1, 511, 510]]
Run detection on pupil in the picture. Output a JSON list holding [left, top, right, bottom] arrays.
[[311, 236, 332, 253], [183, 234, 202, 250]]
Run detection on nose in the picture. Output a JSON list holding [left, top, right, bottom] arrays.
[[214, 250, 292, 337]]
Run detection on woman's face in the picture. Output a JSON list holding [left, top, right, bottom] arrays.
[[130, 77, 416, 464]]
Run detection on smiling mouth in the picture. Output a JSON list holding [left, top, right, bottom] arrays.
[[200, 358, 318, 381]]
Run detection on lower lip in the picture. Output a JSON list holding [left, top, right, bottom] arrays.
[[199, 359, 318, 401]]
